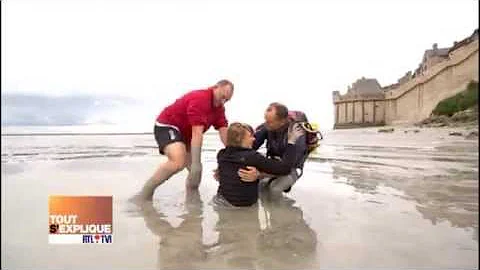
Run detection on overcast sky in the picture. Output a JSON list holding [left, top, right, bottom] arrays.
[[2, 0, 478, 130]]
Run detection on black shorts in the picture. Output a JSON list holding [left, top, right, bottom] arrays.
[[154, 125, 184, 155]]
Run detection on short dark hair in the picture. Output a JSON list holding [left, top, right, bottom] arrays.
[[268, 102, 289, 120], [215, 79, 234, 91]]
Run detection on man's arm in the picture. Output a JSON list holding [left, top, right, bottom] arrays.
[[238, 167, 276, 181], [218, 127, 228, 146], [191, 125, 204, 148], [186, 96, 209, 188], [252, 124, 268, 150], [213, 106, 228, 146], [189, 125, 204, 188], [244, 124, 302, 176], [289, 123, 308, 166], [238, 125, 303, 180], [238, 124, 266, 181], [246, 145, 297, 175]]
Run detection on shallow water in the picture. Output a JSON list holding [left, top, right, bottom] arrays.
[[1, 126, 478, 269]]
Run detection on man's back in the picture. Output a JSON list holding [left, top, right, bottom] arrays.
[[156, 88, 227, 147]]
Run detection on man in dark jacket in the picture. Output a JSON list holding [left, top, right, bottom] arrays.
[[239, 102, 308, 195]]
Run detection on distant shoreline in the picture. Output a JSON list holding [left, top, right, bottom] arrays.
[[1, 132, 154, 136], [2, 124, 477, 137]]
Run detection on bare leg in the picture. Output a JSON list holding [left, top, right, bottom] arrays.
[[133, 142, 187, 202]]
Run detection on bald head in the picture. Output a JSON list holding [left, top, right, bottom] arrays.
[[213, 79, 234, 107]]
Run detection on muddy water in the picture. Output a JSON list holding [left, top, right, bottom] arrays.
[[2, 126, 478, 269]]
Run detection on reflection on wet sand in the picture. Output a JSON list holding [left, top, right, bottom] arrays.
[[140, 190, 209, 270], [325, 153, 478, 241], [208, 202, 261, 269], [256, 194, 318, 270], [208, 194, 318, 269], [306, 130, 479, 236], [140, 190, 318, 269]]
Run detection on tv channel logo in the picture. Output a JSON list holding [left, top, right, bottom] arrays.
[[48, 196, 113, 244]]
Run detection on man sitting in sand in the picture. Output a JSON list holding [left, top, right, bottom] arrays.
[[132, 80, 234, 202], [238, 102, 309, 195], [213, 122, 303, 207]]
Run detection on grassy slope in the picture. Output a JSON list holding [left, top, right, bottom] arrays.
[[432, 81, 478, 117]]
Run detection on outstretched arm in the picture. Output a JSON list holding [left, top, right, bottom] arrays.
[[252, 124, 268, 150], [218, 127, 228, 146], [189, 125, 204, 188], [246, 144, 297, 175], [213, 106, 228, 146], [293, 133, 308, 165], [239, 123, 303, 180]]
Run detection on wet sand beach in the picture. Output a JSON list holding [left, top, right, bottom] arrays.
[[1, 126, 478, 269]]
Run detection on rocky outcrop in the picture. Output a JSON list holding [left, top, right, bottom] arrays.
[[416, 107, 478, 128]]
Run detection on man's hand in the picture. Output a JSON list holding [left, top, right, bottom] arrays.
[[189, 160, 202, 186], [238, 166, 260, 182], [287, 122, 304, 144], [188, 144, 203, 189], [213, 168, 219, 181], [187, 125, 204, 189]]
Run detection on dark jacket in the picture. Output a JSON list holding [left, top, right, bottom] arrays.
[[252, 122, 308, 170], [217, 144, 297, 206]]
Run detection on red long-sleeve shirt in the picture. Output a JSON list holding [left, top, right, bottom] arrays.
[[156, 87, 228, 149]]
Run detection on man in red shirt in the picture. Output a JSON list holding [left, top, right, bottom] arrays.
[[133, 80, 234, 202]]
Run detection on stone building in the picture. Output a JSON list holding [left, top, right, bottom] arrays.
[[333, 29, 479, 129], [332, 78, 386, 129], [414, 43, 450, 77]]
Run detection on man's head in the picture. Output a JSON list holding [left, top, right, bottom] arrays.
[[226, 122, 255, 148], [212, 79, 234, 107], [264, 102, 289, 131]]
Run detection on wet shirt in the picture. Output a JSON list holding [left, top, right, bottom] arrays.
[[156, 88, 228, 148]]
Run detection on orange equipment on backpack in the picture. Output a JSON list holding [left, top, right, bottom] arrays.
[[287, 110, 323, 154]]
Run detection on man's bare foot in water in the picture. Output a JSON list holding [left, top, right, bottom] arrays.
[[128, 193, 152, 208]]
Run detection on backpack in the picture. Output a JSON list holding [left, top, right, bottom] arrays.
[[287, 110, 323, 154]]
